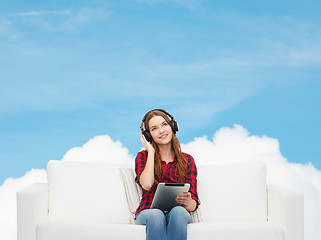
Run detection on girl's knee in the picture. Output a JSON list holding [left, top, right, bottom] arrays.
[[144, 209, 166, 226], [171, 206, 188, 214], [168, 206, 191, 223], [149, 209, 165, 220], [136, 209, 165, 225]]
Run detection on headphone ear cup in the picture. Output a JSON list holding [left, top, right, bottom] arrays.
[[171, 120, 179, 134], [143, 130, 153, 143]]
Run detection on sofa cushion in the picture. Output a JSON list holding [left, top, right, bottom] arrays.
[[197, 161, 267, 222], [187, 222, 284, 240], [119, 167, 142, 223], [47, 160, 133, 224], [37, 222, 146, 240]]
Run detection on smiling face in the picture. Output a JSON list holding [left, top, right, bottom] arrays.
[[148, 115, 173, 145]]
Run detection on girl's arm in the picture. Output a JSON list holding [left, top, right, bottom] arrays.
[[139, 135, 155, 191], [176, 154, 200, 212]]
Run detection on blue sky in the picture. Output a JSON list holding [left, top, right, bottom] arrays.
[[1, 0, 321, 184]]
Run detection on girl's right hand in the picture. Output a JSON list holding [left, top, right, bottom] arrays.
[[140, 134, 155, 153]]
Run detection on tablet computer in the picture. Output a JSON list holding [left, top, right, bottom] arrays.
[[151, 183, 190, 212]]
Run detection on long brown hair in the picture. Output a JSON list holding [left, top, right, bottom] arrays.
[[144, 110, 189, 185]]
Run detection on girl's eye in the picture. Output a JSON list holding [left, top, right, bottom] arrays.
[[163, 122, 168, 126], [151, 127, 156, 131]]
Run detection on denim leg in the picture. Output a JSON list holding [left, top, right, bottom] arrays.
[[136, 209, 167, 240], [166, 206, 191, 240]]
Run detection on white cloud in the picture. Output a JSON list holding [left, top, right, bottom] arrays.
[[13, 7, 110, 32], [1, 126, 320, 239], [182, 124, 285, 166], [0, 17, 21, 40], [136, 0, 204, 10], [14, 10, 73, 17], [0, 17, 12, 36], [61, 135, 134, 163]]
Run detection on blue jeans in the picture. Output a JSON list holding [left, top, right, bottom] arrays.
[[136, 206, 191, 240]]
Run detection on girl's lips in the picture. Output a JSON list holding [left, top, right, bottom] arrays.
[[159, 134, 168, 139]]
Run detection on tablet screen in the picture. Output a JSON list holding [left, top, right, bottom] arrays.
[[151, 183, 190, 211]]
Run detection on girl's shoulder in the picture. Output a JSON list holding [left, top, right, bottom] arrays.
[[136, 150, 148, 160], [182, 152, 195, 162]]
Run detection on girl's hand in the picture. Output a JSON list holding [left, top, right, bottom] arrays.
[[176, 192, 197, 212], [140, 134, 155, 153]]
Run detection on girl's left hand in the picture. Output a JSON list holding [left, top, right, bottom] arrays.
[[176, 192, 195, 211]]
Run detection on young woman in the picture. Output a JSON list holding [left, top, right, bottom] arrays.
[[135, 109, 200, 240]]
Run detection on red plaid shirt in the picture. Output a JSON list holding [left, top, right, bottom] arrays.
[[135, 150, 200, 217]]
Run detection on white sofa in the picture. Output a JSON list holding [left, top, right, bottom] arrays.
[[17, 160, 304, 240]]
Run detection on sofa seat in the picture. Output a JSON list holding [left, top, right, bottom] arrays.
[[37, 221, 146, 240], [188, 222, 284, 240], [37, 221, 284, 240]]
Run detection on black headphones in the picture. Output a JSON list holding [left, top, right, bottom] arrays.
[[140, 109, 179, 143]]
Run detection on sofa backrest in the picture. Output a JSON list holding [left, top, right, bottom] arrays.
[[47, 160, 267, 224], [47, 160, 134, 224], [197, 161, 267, 222]]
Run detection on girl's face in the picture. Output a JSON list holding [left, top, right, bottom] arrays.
[[148, 115, 173, 145]]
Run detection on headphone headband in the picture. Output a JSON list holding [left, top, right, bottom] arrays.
[[141, 109, 173, 124]]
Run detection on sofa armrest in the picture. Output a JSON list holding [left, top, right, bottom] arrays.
[[267, 184, 304, 240], [17, 183, 48, 240]]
